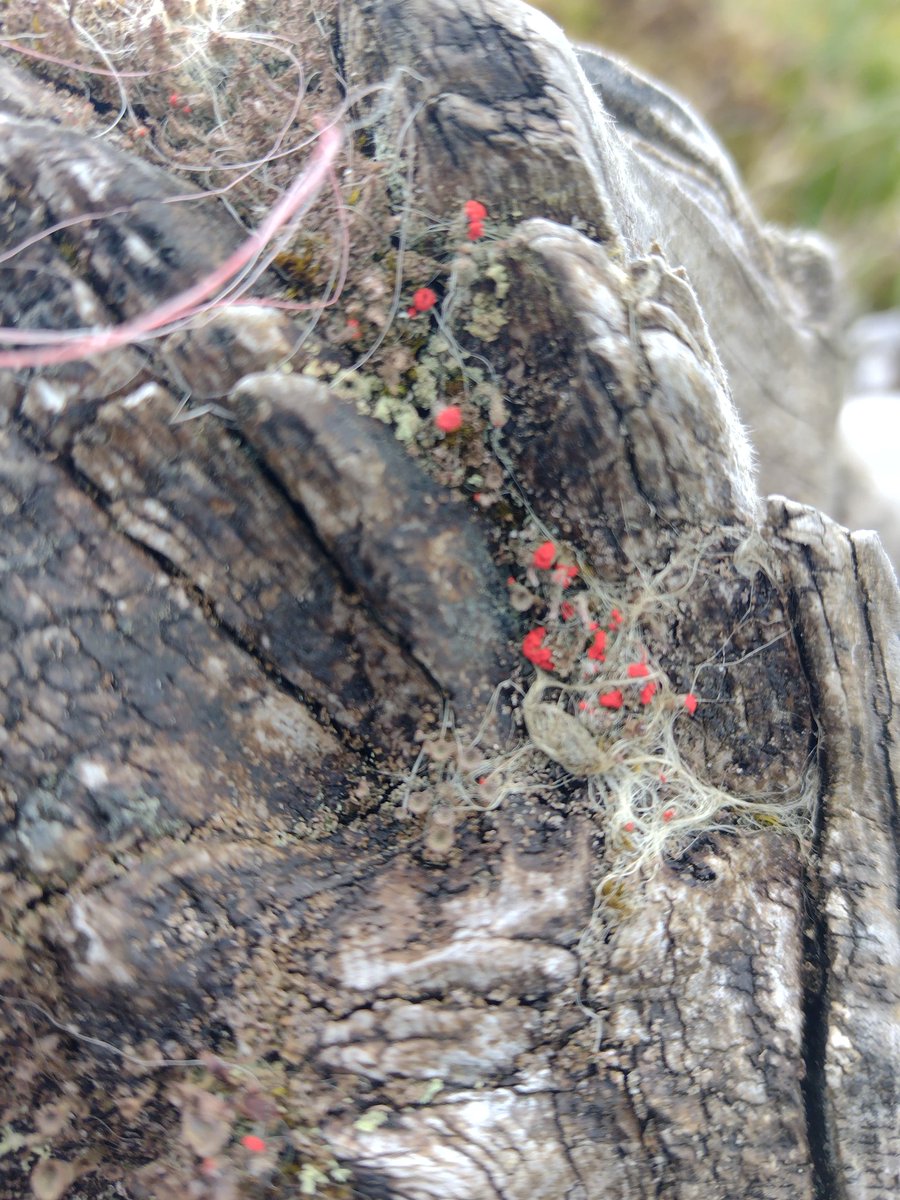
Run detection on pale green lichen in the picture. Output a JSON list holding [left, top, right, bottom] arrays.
[[451, 247, 511, 342], [0, 1127, 29, 1157], [373, 393, 423, 441], [409, 359, 439, 408], [418, 1079, 444, 1104], [299, 1163, 328, 1195], [353, 1106, 390, 1133], [308, 359, 426, 441], [329, 369, 382, 411], [300, 358, 330, 380], [464, 290, 509, 342], [411, 331, 488, 403], [485, 259, 510, 299], [283, 228, 511, 449]]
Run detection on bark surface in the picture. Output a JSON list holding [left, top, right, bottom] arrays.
[[0, 3, 897, 1199]]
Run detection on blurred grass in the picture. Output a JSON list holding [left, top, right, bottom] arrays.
[[535, 0, 900, 313]]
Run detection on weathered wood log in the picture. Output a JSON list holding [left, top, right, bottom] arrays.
[[0, 3, 897, 1199]]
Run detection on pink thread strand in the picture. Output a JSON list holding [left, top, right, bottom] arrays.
[[0, 123, 343, 369]]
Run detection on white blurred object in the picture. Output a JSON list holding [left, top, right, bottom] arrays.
[[848, 308, 900, 393], [839, 393, 900, 505], [838, 309, 900, 561]]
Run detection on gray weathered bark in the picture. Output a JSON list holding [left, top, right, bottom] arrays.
[[0, 3, 897, 1199]]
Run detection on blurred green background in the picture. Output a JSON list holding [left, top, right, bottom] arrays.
[[535, 0, 900, 314]]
